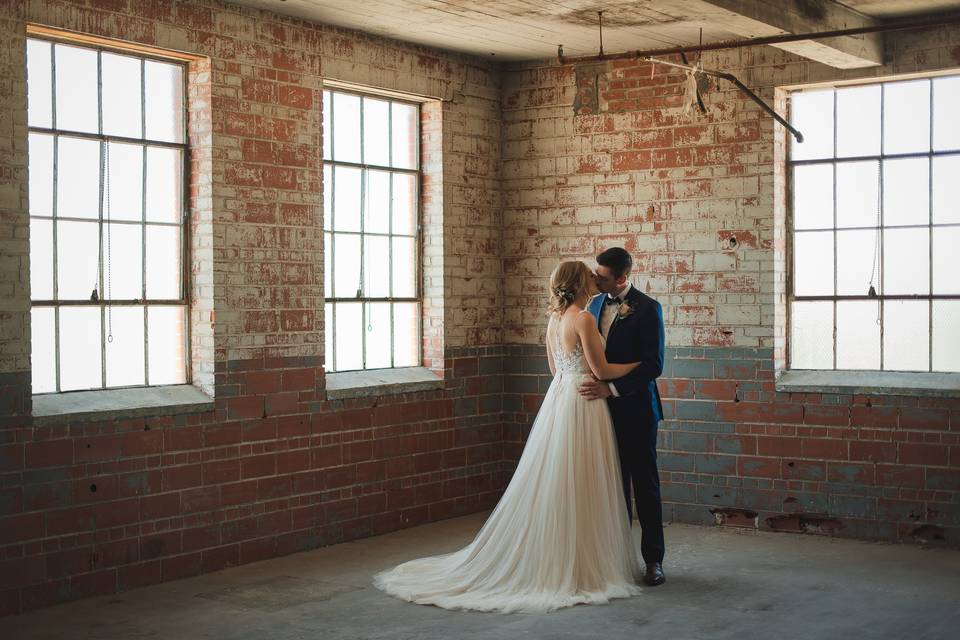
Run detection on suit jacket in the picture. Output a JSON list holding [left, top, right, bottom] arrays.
[[589, 286, 665, 426]]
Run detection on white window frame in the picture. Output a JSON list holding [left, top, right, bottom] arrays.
[[323, 87, 422, 373], [27, 35, 190, 393], [787, 74, 960, 375]]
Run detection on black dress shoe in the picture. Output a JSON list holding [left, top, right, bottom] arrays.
[[643, 562, 665, 586]]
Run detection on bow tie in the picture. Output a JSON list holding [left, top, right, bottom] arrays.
[[604, 296, 621, 306]]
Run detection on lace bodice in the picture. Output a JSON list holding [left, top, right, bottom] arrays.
[[552, 312, 596, 376]]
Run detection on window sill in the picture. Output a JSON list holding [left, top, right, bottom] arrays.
[[776, 370, 960, 398], [32, 385, 214, 425], [325, 367, 444, 400]]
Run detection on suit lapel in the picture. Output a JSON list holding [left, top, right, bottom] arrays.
[[590, 295, 603, 332]]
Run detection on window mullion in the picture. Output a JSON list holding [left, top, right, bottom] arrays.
[[928, 78, 935, 372], [97, 50, 107, 389], [879, 82, 886, 371], [142, 57, 150, 385]]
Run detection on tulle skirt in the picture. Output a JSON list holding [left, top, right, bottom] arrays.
[[374, 371, 642, 613]]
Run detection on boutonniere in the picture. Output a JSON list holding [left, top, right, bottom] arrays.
[[616, 301, 635, 320]]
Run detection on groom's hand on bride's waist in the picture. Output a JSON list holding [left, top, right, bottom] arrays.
[[578, 378, 612, 400]]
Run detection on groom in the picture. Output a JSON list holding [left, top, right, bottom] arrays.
[[579, 247, 666, 586]]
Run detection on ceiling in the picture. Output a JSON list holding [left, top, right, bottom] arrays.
[[229, 0, 960, 61]]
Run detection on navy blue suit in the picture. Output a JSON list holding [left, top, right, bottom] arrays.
[[589, 286, 665, 565]]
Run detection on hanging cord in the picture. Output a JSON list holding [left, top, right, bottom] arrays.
[[867, 160, 881, 324], [598, 11, 604, 57], [104, 143, 113, 343]]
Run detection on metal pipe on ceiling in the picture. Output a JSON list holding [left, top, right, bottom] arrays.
[[558, 12, 960, 65]]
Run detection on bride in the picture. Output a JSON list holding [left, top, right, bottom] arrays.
[[374, 260, 643, 613]]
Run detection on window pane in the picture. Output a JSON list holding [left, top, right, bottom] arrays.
[[333, 233, 361, 298], [365, 302, 392, 369], [393, 302, 419, 367], [793, 164, 833, 230], [836, 84, 880, 158], [323, 164, 332, 229], [105, 305, 145, 388], [391, 102, 418, 169], [144, 61, 184, 143], [56, 220, 99, 300], [884, 300, 929, 371], [31, 307, 56, 393], [57, 136, 100, 219], [105, 142, 144, 222], [334, 302, 362, 371], [932, 301, 960, 373], [363, 98, 390, 167], [54, 44, 98, 133], [793, 231, 833, 296], [932, 76, 960, 152], [102, 53, 142, 138], [836, 229, 877, 296], [105, 223, 143, 299], [145, 224, 180, 299], [148, 306, 186, 385], [883, 80, 930, 155], [932, 227, 960, 295], [333, 166, 361, 232], [932, 155, 960, 224], [883, 158, 929, 227], [790, 301, 833, 369], [790, 89, 833, 161], [332, 92, 361, 163], [836, 160, 878, 229], [391, 236, 417, 298], [322, 91, 332, 161], [27, 39, 52, 128], [30, 218, 53, 300], [146, 147, 182, 223], [883, 227, 929, 295], [364, 169, 390, 234], [324, 231, 332, 297], [836, 300, 880, 370], [392, 173, 417, 235], [28, 133, 54, 217], [59, 306, 102, 391], [324, 302, 333, 371], [363, 235, 390, 297]]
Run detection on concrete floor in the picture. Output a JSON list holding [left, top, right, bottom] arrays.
[[3, 513, 959, 640]]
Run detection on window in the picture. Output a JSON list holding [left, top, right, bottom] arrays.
[[322, 88, 421, 373], [788, 75, 960, 373], [26, 37, 188, 393]]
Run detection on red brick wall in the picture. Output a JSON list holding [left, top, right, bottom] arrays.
[[0, 0, 504, 616]]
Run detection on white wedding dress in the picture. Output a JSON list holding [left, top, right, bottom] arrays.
[[374, 318, 642, 613]]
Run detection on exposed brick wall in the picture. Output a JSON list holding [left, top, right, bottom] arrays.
[[500, 26, 960, 545], [0, 0, 504, 617], [2, 0, 959, 619]]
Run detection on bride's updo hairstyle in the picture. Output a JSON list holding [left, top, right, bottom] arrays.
[[548, 261, 592, 316]]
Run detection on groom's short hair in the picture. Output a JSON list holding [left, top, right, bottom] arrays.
[[597, 247, 632, 278]]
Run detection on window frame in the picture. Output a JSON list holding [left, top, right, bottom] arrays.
[[27, 34, 192, 394], [786, 74, 960, 374], [322, 86, 423, 374]]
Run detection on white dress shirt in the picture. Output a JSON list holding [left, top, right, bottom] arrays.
[[600, 281, 632, 397]]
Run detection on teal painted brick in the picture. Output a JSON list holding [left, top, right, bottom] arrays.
[[829, 495, 878, 519], [672, 432, 711, 452], [659, 452, 695, 472], [671, 359, 715, 378], [695, 454, 737, 475], [673, 400, 718, 421]]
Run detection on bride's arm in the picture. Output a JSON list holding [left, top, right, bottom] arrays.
[[545, 315, 557, 377], [575, 312, 639, 380]]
